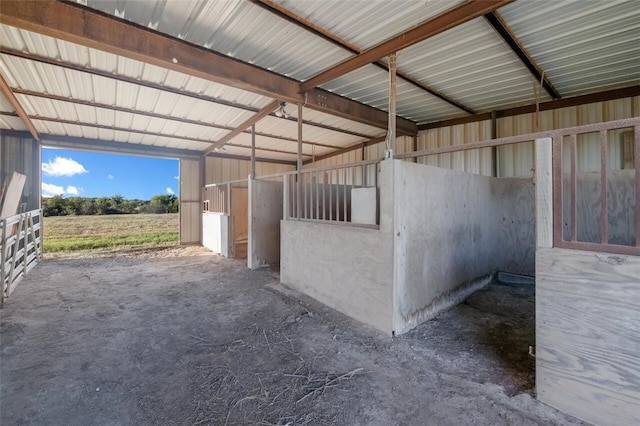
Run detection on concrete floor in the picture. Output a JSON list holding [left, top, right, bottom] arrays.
[[0, 247, 586, 425]]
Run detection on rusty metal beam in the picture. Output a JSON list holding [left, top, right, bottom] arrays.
[[249, 0, 474, 115], [484, 11, 560, 99], [299, 0, 514, 92], [12, 87, 342, 150], [303, 135, 387, 164], [203, 100, 280, 155], [2, 46, 377, 140], [419, 86, 640, 130], [0, 72, 39, 140], [0, 0, 416, 135]]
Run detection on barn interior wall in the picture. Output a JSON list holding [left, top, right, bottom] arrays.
[[420, 96, 639, 178], [0, 135, 40, 213], [230, 187, 248, 259], [390, 160, 535, 334], [205, 157, 295, 184]]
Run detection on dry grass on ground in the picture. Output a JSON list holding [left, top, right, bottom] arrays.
[[43, 213, 179, 257]]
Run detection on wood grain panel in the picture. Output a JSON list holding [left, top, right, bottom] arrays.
[[537, 248, 640, 426]]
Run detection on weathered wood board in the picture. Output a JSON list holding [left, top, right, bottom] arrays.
[[536, 248, 640, 426]]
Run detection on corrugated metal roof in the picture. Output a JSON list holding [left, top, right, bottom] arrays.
[[275, 0, 467, 50], [400, 18, 553, 115], [498, 0, 640, 97], [1, 0, 638, 162], [86, 0, 352, 81]]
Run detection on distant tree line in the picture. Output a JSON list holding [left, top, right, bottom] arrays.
[[42, 194, 179, 217]]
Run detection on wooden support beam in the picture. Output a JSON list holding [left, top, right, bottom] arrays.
[[418, 86, 640, 130], [299, 0, 514, 92], [203, 100, 280, 155], [484, 11, 560, 99], [250, 0, 474, 115], [250, 124, 256, 179], [0, 73, 39, 140], [0, 0, 416, 135]]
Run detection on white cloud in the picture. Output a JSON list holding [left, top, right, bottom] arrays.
[[42, 157, 88, 177], [174, 175, 179, 180], [42, 183, 65, 197], [42, 183, 82, 197], [108, 174, 114, 180], [166, 187, 175, 195]]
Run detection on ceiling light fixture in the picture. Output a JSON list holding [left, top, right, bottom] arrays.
[[275, 102, 289, 118]]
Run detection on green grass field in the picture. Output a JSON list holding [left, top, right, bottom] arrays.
[[43, 213, 179, 253]]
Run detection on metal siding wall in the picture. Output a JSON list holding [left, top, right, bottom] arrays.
[[179, 158, 201, 244], [417, 96, 639, 177], [205, 157, 294, 183], [418, 121, 494, 176], [0, 135, 40, 212]]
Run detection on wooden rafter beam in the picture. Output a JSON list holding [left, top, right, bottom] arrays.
[[203, 100, 280, 155], [1, 46, 377, 140], [0, 72, 39, 140], [11, 87, 342, 150], [0, 0, 416, 135], [299, 0, 515, 92], [418, 86, 640, 130], [249, 0, 474, 115], [484, 11, 561, 99]]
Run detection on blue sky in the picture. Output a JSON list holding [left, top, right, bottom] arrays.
[[41, 148, 179, 200]]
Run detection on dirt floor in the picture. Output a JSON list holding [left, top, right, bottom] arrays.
[[1, 247, 586, 425]]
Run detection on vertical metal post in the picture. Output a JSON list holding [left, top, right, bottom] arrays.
[[600, 130, 608, 244], [387, 53, 397, 156], [283, 175, 289, 220], [297, 103, 303, 219], [250, 124, 256, 179], [491, 110, 498, 177], [570, 134, 577, 241], [226, 183, 231, 215], [552, 136, 563, 246]]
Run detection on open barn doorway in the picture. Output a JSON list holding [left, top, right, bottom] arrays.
[[40, 147, 182, 259]]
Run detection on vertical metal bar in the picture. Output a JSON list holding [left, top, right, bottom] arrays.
[[343, 167, 347, 222], [297, 103, 303, 220], [329, 171, 333, 221], [250, 124, 256, 179], [570, 134, 577, 241], [600, 130, 608, 244], [315, 172, 319, 220], [283, 175, 289, 220], [322, 172, 326, 221], [303, 172, 307, 219], [388, 52, 397, 154], [226, 183, 231, 215], [635, 125, 640, 247], [491, 110, 498, 177], [552, 135, 563, 246]]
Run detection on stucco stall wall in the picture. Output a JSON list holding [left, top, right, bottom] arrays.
[[280, 221, 394, 334], [391, 161, 535, 334], [202, 213, 229, 257], [280, 162, 395, 334], [248, 179, 283, 269], [536, 248, 640, 426]]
